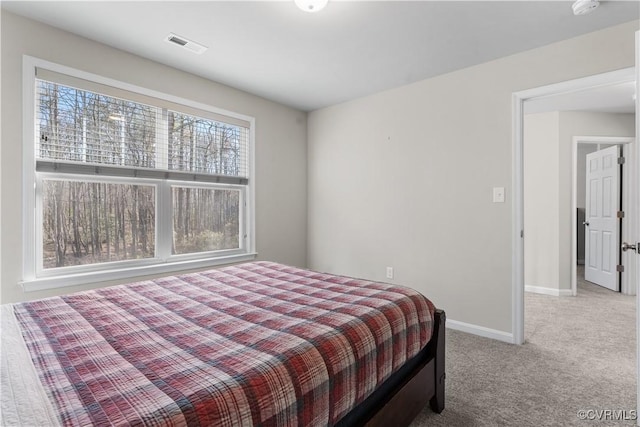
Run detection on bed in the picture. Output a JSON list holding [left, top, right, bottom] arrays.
[[1, 261, 445, 426]]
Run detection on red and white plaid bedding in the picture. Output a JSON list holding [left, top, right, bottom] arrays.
[[6, 261, 435, 426]]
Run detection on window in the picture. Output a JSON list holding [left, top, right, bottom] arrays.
[[23, 58, 255, 291]]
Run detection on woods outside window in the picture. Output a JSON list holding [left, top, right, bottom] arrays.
[[22, 57, 255, 291]]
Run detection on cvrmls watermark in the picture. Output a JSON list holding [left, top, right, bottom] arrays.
[[577, 409, 637, 421]]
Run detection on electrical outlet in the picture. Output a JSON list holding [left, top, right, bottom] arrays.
[[386, 267, 394, 279]]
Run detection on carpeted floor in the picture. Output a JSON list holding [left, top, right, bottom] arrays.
[[412, 267, 636, 426]]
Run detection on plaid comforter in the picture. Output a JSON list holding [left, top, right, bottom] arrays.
[[8, 261, 435, 426]]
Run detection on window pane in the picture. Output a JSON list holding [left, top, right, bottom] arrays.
[[37, 80, 157, 168], [168, 111, 248, 177], [172, 187, 240, 255], [42, 179, 155, 269]]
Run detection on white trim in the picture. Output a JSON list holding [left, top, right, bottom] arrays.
[[624, 131, 639, 299], [571, 137, 579, 297], [634, 30, 639, 427], [21, 252, 258, 293], [247, 117, 256, 257], [156, 180, 172, 261], [571, 136, 635, 297], [514, 68, 635, 104], [22, 57, 37, 286], [512, 66, 636, 346], [512, 92, 525, 345], [447, 319, 513, 344], [525, 285, 573, 297]]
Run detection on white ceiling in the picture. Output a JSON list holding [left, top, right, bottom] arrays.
[[3, 1, 639, 112]]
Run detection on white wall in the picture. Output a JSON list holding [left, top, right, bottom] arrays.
[[524, 111, 634, 292], [524, 112, 561, 291], [1, 12, 308, 303], [307, 20, 639, 335]]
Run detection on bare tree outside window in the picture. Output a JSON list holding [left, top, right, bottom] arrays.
[[168, 111, 245, 177], [33, 74, 250, 277], [42, 180, 155, 269], [37, 81, 157, 168], [172, 187, 240, 255]]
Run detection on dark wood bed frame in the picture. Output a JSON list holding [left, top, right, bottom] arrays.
[[339, 309, 446, 427]]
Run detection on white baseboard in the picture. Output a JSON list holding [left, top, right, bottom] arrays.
[[446, 319, 514, 343], [525, 285, 573, 297]]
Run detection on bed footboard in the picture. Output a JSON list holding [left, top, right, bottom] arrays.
[[338, 308, 446, 427]]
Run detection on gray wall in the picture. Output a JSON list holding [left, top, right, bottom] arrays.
[[1, 12, 308, 303], [307, 20, 639, 334], [524, 112, 561, 291]]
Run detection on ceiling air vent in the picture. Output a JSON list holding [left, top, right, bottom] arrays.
[[165, 33, 208, 54]]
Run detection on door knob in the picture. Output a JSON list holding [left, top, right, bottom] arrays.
[[583, 221, 589, 226], [621, 242, 638, 253]]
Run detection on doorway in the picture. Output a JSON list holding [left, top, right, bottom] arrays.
[[521, 103, 635, 300], [571, 136, 635, 296], [511, 66, 638, 346], [515, 33, 640, 419]]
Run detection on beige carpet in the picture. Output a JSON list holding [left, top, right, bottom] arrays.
[[412, 268, 636, 426]]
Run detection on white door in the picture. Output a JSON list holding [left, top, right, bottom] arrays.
[[584, 145, 620, 291]]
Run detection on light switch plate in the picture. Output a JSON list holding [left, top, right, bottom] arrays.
[[493, 187, 505, 203]]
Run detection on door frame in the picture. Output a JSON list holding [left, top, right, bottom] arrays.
[[634, 30, 639, 427], [511, 66, 636, 346], [572, 136, 635, 296]]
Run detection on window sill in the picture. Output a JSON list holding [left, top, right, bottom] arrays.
[[21, 252, 258, 293]]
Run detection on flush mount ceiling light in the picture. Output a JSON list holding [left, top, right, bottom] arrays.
[[295, 0, 328, 13], [572, 0, 599, 15]]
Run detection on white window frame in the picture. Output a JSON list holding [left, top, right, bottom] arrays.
[[166, 181, 248, 263], [35, 173, 161, 278], [22, 56, 256, 292]]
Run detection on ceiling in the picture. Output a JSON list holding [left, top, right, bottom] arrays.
[[3, 1, 639, 112]]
